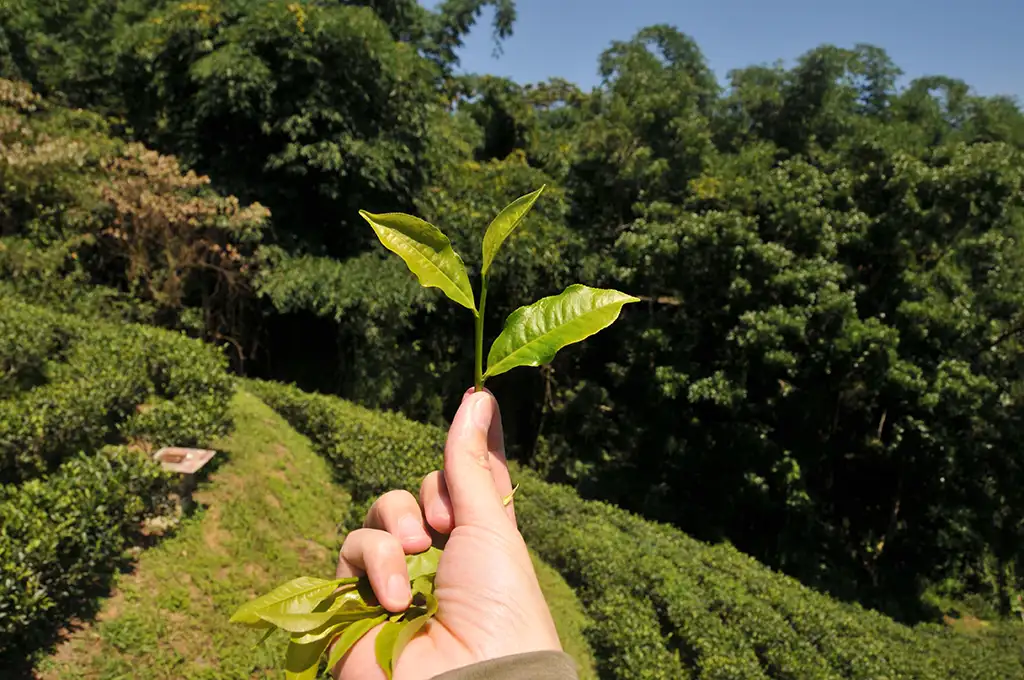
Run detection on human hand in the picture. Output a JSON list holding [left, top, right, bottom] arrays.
[[332, 388, 562, 680]]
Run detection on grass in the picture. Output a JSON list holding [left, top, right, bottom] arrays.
[[36, 391, 597, 679]]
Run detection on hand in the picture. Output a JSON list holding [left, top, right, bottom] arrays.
[[333, 388, 562, 680]]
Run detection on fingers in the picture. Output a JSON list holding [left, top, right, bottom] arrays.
[[364, 490, 432, 553], [443, 389, 516, 528], [420, 470, 454, 534], [337, 528, 410, 612]]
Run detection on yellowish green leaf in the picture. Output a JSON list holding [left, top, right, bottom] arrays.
[[230, 576, 349, 626], [360, 211, 475, 310], [374, 620, 406, 680], [482, 186, 545, 276], [406, 546, 442, 582], [325, 614, 387, 673], [285, 633, 334, 680], [485, 284, 639, 379]]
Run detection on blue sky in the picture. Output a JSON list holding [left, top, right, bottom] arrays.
[[425, 0, 1023, 99]]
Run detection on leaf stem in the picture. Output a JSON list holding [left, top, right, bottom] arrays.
[[474, 277, 488, 392]]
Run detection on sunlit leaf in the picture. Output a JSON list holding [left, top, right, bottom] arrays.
[[360, 211, 475, 311], [231, 577, 350, 626], [324, 585, 384, 616], [258, 607, 378, 633], [406, 546, 442, 582], [285, 633, 334, 680], [481, 186, 545, 276], [289, 619, 351, 646], [325, 613, 387, 673], [485, 284, 639, 379], [374, 620, 407, 680], [390, 593, 438, 669], [411, 574, 434, 599]]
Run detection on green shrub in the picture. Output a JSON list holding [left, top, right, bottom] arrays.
[[0, 297, 235, 663], [0, 296, 234, 483], [0, 297, 74, 398], [247, 379, 1024, 680], [0, 447, 173, 659]]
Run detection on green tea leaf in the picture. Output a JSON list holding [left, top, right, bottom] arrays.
[[406, 546, 442, 582], [481, 186, 545, 276], [324, 584, 385, 616], [374, 620, 407, 680], [285, 633, 335, 680], [411, 574, 434, 599], [391, 593, 438, 668], [325, 614, 387, 673], [290, 619, 351, 646], [360, 211, 475, 311], [231, 577, 350, 626], [485, 284, 639, 379], [257, 608, 379, 633]]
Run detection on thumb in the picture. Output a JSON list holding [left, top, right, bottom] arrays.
[[443, 390, 511, 528]]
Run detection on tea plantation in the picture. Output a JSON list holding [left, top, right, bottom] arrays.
[[0, 296, 234, 659], [248, 379, 1024, 680]]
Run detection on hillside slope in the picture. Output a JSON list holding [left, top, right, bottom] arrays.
[[247, 379, 1024, 680], [35, 391, 597, 679]]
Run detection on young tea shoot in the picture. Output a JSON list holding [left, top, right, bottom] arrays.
[[231, 188, 637, 679]]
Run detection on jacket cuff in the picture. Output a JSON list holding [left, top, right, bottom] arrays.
[[430, 651, 579, 680]]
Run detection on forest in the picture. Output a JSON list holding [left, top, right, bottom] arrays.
[[2, 0, 1024, 676]]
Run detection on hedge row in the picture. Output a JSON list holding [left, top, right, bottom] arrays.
[[0, 295, 235, 483], [0, 299, 72, 399], [0, 447, 173, 660], [246, 379, 1024, 680]]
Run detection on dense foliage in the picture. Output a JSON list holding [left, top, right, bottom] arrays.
[[4, 0, 1024, 623], [0, 296, 235, 662], [0, 77, 269, 365], [0, 447, 173, 661], [247, 379, 1024, 679]]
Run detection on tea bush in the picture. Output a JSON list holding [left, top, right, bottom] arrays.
[[0, 447, 173, 659], [247, 379, 1024, 680], [0, 296, 234, 483], [0, 295, 235, 662]]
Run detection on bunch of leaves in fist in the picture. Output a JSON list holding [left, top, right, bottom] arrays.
[[231, 187, 636, 678]]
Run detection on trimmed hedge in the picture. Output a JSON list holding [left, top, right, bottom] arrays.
[[247, 379, 1024, 680], [0, 295, 236, 663], [0, 447, 173, 659], [0, 296, 235, 483]]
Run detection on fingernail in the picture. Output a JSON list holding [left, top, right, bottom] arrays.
[[398, 515, 424, 542], [471, 394, 493, 431], [387, 573, 409, 606]]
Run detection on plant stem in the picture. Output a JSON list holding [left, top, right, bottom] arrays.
[[474, 277, 488, 392]]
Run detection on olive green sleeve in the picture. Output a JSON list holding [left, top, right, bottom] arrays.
[[429, 651, 579, 680]]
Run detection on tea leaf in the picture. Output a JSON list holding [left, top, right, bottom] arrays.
[[325, 614, 388, 673], [260, 606, 380, 634], [406, 546, 442, 582], [482, 186, 545, 276], [360, 211, 475, 311], [324, 584, 385, 616], [485, 284, 639, 379], [285, 633, 335, 680], [391, 593, 438, 670], [411, 574, 434, 599], [289, 619, 352, 646], [374, 620, 407, 680], [231, 577, 351, 626]]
